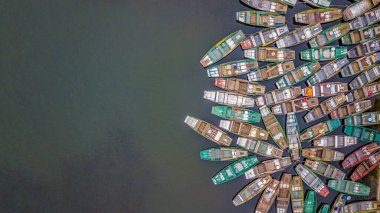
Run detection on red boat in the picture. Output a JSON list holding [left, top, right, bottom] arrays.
[[341, 143, 380, 169], [350, 152, 380, 181]]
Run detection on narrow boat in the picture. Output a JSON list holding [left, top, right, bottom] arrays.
[[341, 143, 380, 169], [254, 179, 280, 213], [286, 113, 302, 161], [345, 82, 380, 102], [211, 106, 261, 123], [343, 0, 380, 21], [344, 111, 380, 126], [236, 137, 283, 158], [309, 23, 351, 48], [303, 0, 331, 8], [214, 78, 266, 95], [331, 193, 351, 213], [341, 24, 380, 45], [275, 62, 321, 88], [313, 135, 357, 148], [290, 176, 304, 213], [203, 91, 255, 108], [295, 164, 330, 197], [302, 82, 348, 97], [240, 0, 288, 14], [304, 159, 345, 179], [255, 86, 301, 106], [300, 46, 347, 62], [272, 97, 319, 115], [236, 11, 285, 27], [276, 173, 291, 213], [304, 94, 346, 123], [245, 157, 292, 179], [344, 201, 379, 213], [247, 61, 295, 82], [206, 59, 259, 78], [295, 8, 342, 24], [219, 120, 268, 140], [300, 119, 341, 142], [244, 47, 295, 62], [200, 30, 245, 67], [306, 57, 349, 86], [200, 147, 248, 161], [318, 204, 329, 213], [304, 191, 317, 213], [302, 148, 345, 161], [344, 126, 380, 143], [184, 116, 232, 146], [349, 65, 380, 89], [340, 52, 380, 77], [350, 151, 380, 181], [347, 38, 380, 58], [276, 24, 322, 48], [349, 7, 380, 30], [241, 26, 289, 49], [330, 100, 372, 119], [260, 105, 288, 149], [328, 180, 370, 196], [232, 175, 273, 206], [212, 155, 260, 185]]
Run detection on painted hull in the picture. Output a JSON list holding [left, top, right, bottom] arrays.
[[200, 147, 248, 161], [344, 126, 380, 143], [340, 53, 380, 77], [349, 7, 380, 30], [247, 61, 295, 81], [219, 120, 268, 140], [232, 175, 272, 206], [302, 148, 344, 162], [304, 191, 317, 213], [245, 157, 292, 179], [236, 11, 285, 27], [328, 180, 370, 196], [309, 23, 350, 48], [286, 113, 302, 161], [256, 86, 302, 106], [211, 106, 261, 123], [344, 111, 380, 126], [255, 180, 280, 213], [291, 176, 304, 213], [241, 0, 288, 14], [345, 82, 380, 102], [304, 159, 345, 179], [295, 164, 329, 197], [303, 0, 331, 8], [214, 78, 266, 95], [276, 62, 321, 88], [203, 90, 255, 108], [344, 201, 379, 213], [313, 135, 357, 148], [241, 26, 289, 49], [330, 100, 372, 119], [272, 97, 319, 115], [347, 38, 380, 58], [236, 137, 283, 158], [277, 173, 291, 213], [300, 46, 347, 62], [304, 94, 346, 123], [306, 57, 349, 86], [341, 143, 380, 169], [295, 8, 342, 24], [341, 24, 380, 45], [206, 59, 259, 78], [302, 82, 348, 97], [245, 47, 295, 62], [300, 119, 341, 142], [350, 151, 380, 181], [343, 0, 380, 21], [349, 65, 380, 89], [276, 24, 322, 48], [260, 105, 288, 149]]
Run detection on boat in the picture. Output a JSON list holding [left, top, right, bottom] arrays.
[[255, 86, 301, 106], [290, 176, 304, 213], [343, 0, 380, 21], [206, 59, 259, 78], [330, 100, 373, 119], [219, 120, 268, 140], [275, 62, 321, 88], [286, 113, 302, 161], [241, 26, 289, 49], [300, 119, 341, 142], [260, 105, 288, 149], [245, 157, 292, 179], [240, 0, 288, 14], [344, 201, 379, 213], [212, 155, 260, 185], [318, 204, 329, 213], [254, 179, 280, 213], [349, 65, 380, 89], [247, 61, 295, 82], [344, 126, 380, 143], [313, 135, 357, 148], [214, 78, 266, 95], [276, 173, 291, 213], [304, 159, 346, 179], [302, 82, 348, 97], [236, 137, 283, 158], [236, 11, 285, 27], [345, 82, 380, 102], [349, 7, 380, 30], [200, 30, 245, 67], [300, 46, 347, 62], [306, 57, 349, 86], [203, 91, 255, 108], [331, 193, 352, 213], [328, 180, 370, 196], [350, 151, 380, 181], [341, 143, 380, 169], [341, 24, 380, 45], [304, 94, 346, 123], [184, 116, 233, 146], [275, 24, 322, 48], [340, 52, 380, 77], [211, 106, 261, 123], [272, 97, 319, 115], [347, 38, 380, 58], [244, 47, 295, 62], [200, 147, 248, 161], [302, 148, 345, 161], [304, 191, 317, 213], [295, 164, 330, 197], [303, 0, 331, 8], [344, 111, 380, 126], [232, 175, 273, 206], [309, 23, 351, 48], [295, 8, 342, 24]]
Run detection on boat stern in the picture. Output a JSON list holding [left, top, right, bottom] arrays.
[[214, 78, 227, 89], [318, 185, 330, 197]]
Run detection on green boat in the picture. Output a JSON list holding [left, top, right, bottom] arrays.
[[309, 23, 351, 48], [303, 0, 331, 8], [200, 147, 248, 161], [341, 24, 380, 45], [304, 191, 317, 213], [236, 11, 285, 28], [328, 180, 370, 196], [206, 59, 258, 78], [300, 119, 341, 142], [212, 156, 260, 185], [318, 204, 329, 213], [211, 106, 261, 123], [275, 62, 320, 88], [300, 46, 347, 62], [343, 126, 380, 143], [344, 111, 380, 126]]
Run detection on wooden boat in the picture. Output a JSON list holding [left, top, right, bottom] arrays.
[[304, 159, 345, 179], [184, 116, 233, 146], [244, 47, 295, 62], [236, 137, 283, 158], [255, 86, 301, 106], [302, 148, 345, 161], [214, 78, 266, 95], [300, 46, 347, 62], [344, 201, 379, 213], [254, 179, 280, 213], [345, 82, 380, 102], [349, 65, 380, 89], [247, 61, 295, 82], [304, 191, 317, 213], [340, 52, 380, 77], [302, 82, 348, 97], [290, 176, 304, 213], [200, 147, 248, 161], [304, 94, 346, 123], [275, 24, 322, 48], [331, 193, 351, 213], [344, 111, 380, 126], [328, 180, 370, 196], [347, 38, 380, 58], [240, 0, 288, 14], [350, 151, 380, 181], [341, 24, 380, 45], [211, 106, 261, 123], [344, 126, 380, 143], [219, 120, 268, 140], [245, 157, 292, 179], [349, 7, 380, 30], [300, 119, 341, 142], [313, 135, 357, 148], [306, 57, 349, 86], [203, 91, 255, 108], [200, 30, 245, 67], [303, 0, 331, 8], [241, 25, 289, 49], [272, 97, 319, 115], [206, 59, 259, 78], [318, 204, 329, 213], [276, 173, 291, 213], [295, 164, 329, 197], [212, 156, 260, 185], [232, 175, 273, 206], [330, 100, 372, 119], [343, 0, 380, 21], [236, 11, 285, 28], [275, 62, 321, 88], [309, 23, 350, 48], [260, 105, 288, 149], [295, 8, 342, 24], [286, 113, 302, 161], [341, 143, 380, 169]]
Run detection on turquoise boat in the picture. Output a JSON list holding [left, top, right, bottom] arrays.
[[344, 111, 380, 126], [200, 147, 248, 161], [303, 0, 331, 8], [344, 126, 380, 143], [300, 46, 347, 62], [328, 179, 370, 196], [304, 191, 317, 213], [318, 204, 329, 213], [211, 106, 261, 123]]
